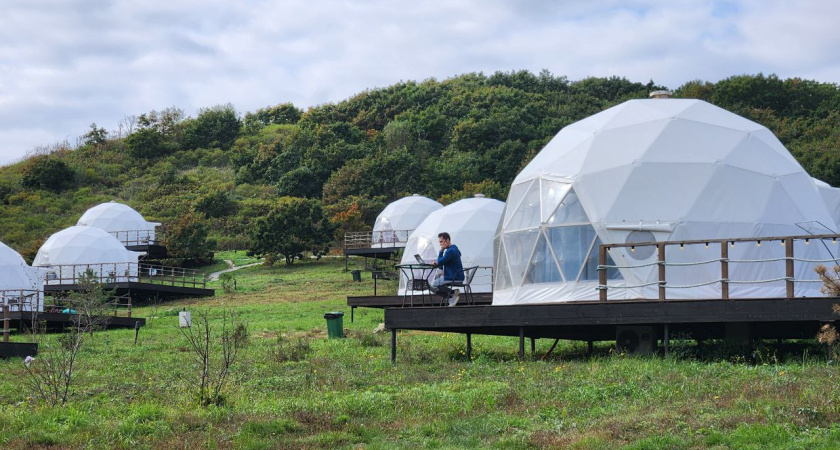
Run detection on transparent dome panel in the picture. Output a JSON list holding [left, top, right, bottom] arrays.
[[503, 180, 534, 228], [547, 189, 588, 226], [506, 180, 542, 231], [540, 180, 571, 223], [503, 229, 541, 286], [523, 231, 563, 284], [494, 238, 513, 291], [548, 225, 597, 282]]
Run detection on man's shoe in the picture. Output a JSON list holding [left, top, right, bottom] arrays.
[[448, 290, 460, 307]]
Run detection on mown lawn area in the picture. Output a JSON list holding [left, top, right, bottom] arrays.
[[2, 257, 840, 449]]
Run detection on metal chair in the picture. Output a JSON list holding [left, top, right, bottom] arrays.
[[448, 266, 478, 305]]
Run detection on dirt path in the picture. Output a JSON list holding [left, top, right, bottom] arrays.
[[208, 260, 263, 281]]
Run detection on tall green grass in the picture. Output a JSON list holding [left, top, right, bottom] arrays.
[[2, 258, 840, 448]]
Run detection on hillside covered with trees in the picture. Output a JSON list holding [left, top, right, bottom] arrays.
[[1, 71, 839, 263]]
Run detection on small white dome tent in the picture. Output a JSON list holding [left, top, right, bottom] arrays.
[[399, 195, 504, 295], [33, 226, 143, 284], [494, 98, 837, 305], [0, 242, 45, 311], [372, 194, 443, 248], [77, 201, 161, 245]]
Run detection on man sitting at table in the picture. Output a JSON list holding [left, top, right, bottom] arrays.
[[430, 232, 464, 306]]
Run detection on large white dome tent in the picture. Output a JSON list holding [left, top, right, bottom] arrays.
[[372, 194, 443, 248], [77, 201, 161, 245], [33, 226, 144, 284], [494, 98, 838, 305], [0, 241, 45, 311], [398, 195, 504, 295]]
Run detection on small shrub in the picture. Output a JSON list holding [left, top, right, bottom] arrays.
[[274, 336, 311, 362], [232, 322, 249, 348]]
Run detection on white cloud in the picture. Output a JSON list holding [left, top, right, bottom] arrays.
[[0, 0, 838, 166]]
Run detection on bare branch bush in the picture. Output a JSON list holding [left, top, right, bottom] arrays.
[[815, 265, 840, 359], [23, 271, 112, 406], [180, 309, 242, 407]]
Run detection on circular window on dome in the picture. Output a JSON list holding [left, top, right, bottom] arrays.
[[625, 231, 656, 260]]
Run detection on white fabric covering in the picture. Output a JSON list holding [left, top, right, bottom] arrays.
[[33, 226, 143, 283], [77, 201, 160, 243], [0, 241, 45, 311], [372, 194, 443, 248], [494, 99, 838, 305], [399, 195, 504, 294]]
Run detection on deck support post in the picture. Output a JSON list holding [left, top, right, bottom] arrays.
[[3, 303, 9, 343], [466, 333, 472, 361], [663, 324, 670, 356], [351, 306, 355, 323], [390, 328, 397, 364], [530, 337, 536, 355], [518, 327, 525, 361], [785, 238, 795, 298], [587, 340, 594, 358], [658, 243, 667, 301], [599, 245, 608, 302], [721, 242, 729, 300]]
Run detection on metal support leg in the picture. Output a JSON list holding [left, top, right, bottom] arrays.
[[519, 327, 525, 361], [351, 306, 355, 323], [530, 337, 536, 355], [466, 333, 472, 361], [664, 324, 670, 356], [588, 340, 594, 358], [390, 328, 397, 364]]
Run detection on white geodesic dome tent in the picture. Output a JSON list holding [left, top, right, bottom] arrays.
[[77, 201, 161, 244], [0, 241, 45, 311], [493, 98, 838, 305], [33, 226, 143, 284], [372, 194, 443, 248], [399, 195, 504, 295]]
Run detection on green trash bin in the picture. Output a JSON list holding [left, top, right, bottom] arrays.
[[351, 270, 361, 282], [324, 311, 345, 338]]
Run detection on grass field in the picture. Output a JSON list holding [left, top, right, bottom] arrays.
[[2, 257, 840, 449]]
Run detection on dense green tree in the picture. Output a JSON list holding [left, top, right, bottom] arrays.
[[163, 212, 215, 265], [183, 104, 242, 150], [194, 191, 237, 218], [243, 103, 303, 133], [276, 166, 320, 198], [248, 198, 334, 265], [21, 157, 75, 193], [126, 128, 169, 158]]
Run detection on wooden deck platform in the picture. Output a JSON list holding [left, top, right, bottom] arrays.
[[0, 342, 39, 358], [127, 243, 168, 260], [383, 297, 840, 362], [5, 310, 146, 331], [347, 293, 492, 321], [45, 281, 213, 300]]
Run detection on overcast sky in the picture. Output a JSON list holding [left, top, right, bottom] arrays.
[[1, 0, 839, 166]]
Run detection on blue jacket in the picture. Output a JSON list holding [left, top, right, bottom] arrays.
[[436, 244, 464, 282]]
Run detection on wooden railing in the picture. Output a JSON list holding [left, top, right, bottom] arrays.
[[109, 229, 164, 247], [344, 230, 413, 250], [1, 289, 135, 342], [42, 262, 206, 289], [597, 234, 840, 301]]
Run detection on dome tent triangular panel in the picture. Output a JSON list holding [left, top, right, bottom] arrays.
[[399, 195, 504, 295], [0, 241, 45, 311], [77, 201, 161, 244], [495, 98, 838, 305], [372, 194, 443, 248], [34, 226, 143, 283]]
